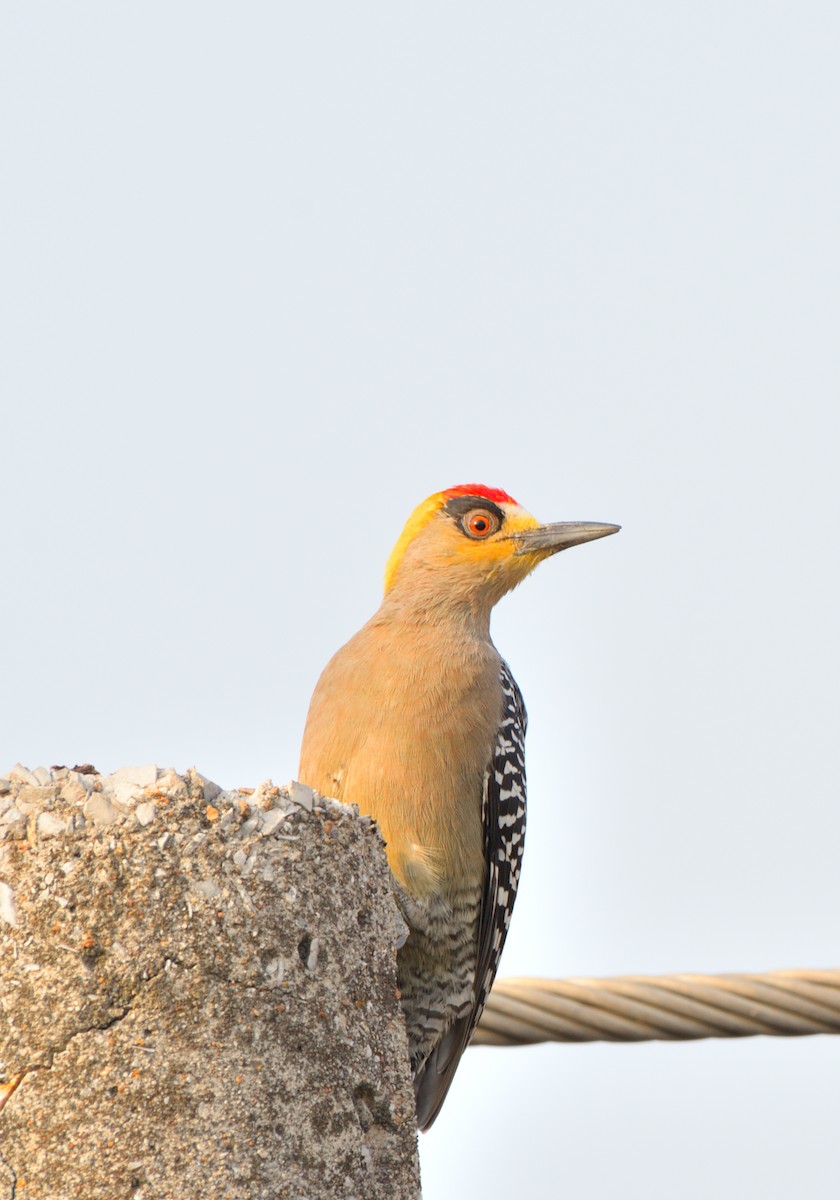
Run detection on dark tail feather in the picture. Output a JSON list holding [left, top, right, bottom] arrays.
[[412, 1015, 471, 1131]]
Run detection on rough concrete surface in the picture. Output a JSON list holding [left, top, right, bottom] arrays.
[[0, 764, 421, 1199]]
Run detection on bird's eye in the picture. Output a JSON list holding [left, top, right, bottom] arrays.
[[463, 509, 500, 539]]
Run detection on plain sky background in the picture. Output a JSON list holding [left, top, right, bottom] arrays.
[[2, 4, 839, 1196]]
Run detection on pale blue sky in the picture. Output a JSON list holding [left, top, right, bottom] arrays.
[[2, 5, 839, 1196]]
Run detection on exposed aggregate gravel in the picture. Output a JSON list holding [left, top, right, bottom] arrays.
[[0, 764, 420, 1199]]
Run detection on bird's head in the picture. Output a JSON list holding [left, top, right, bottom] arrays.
[[383, 484, 619, 615]]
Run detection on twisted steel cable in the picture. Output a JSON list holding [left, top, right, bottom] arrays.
[[474, 968, 840, 1046]]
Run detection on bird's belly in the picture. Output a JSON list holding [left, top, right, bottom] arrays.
[[393, 879, 483, 1069]]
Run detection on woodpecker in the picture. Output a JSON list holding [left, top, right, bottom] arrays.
[[299, 484, 619, 1129]]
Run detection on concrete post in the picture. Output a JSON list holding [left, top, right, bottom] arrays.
[[0, 765, 420, 1199]]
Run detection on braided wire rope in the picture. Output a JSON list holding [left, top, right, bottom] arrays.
[[473, 968, 840, 1046]]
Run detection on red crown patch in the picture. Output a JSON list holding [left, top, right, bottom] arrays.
[[442, 484, 519, 507]]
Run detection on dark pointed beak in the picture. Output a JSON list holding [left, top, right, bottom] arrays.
[[509, 521, 621, 557]]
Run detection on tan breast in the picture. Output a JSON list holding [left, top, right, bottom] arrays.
[[298, 613, 502, 900]]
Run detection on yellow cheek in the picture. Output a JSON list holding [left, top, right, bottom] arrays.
[[505, 510, 540, 535], [471, 508, 541, 566]]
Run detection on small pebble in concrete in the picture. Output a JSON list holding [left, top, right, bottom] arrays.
[[83, 793, 118, 826], [112, 764, 158, 789], [260, 808, 288, 837], [289, 780, 315, 812], [9, 763, 40, 787], [0, 880, 18, 927], [37, 812, 67, 839], [192, 878, 221, 899]]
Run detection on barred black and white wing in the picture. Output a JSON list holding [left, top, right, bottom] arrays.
[[471, 659, 527, 1034], [413, 660, 527, 1129]]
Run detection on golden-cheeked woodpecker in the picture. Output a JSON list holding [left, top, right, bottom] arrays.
[[299, 484, 619, 1129]]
